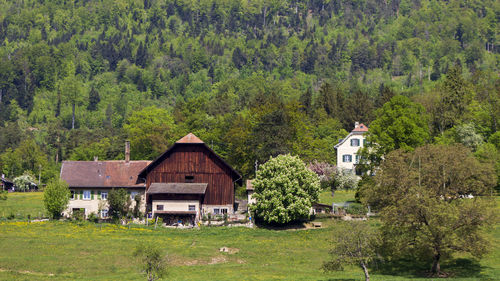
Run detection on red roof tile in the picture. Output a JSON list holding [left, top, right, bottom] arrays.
[[60, 160, 151, 188], [352, 123, 368, 132], [176, 133, 204, 144]]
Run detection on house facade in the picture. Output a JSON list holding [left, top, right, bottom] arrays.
[[60, 133, 241, 225], [60, 156, 150, 218], [334, 122, 368, 174]]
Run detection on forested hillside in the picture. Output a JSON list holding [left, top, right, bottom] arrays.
[[0, 0, 498, 182]]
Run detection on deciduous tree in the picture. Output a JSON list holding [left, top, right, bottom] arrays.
[[361, 144, 497, 275], [250, 154, 320, 224], [43, 179, 70, 219], [323, 221, 380, 281]]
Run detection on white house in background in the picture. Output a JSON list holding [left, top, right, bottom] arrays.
[[334, 122, 368, 175]]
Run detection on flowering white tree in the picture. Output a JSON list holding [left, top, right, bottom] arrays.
[[13, 172, 36, 191], [250, 154, 321, 224], [333, 168, 359, 190]]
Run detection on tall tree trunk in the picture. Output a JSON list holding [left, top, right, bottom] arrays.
[[72, 102, 76, 129], [431, 253, 440, 274], [360, 261, 370, 281]]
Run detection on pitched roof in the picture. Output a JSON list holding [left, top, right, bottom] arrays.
[[148, 183, 207, 194], [176, 133, 204, 144], [352, 123, 368, 132], [334, 123, 368, 149], [60, 160, 151, 188], [138, 133, 242, 184]]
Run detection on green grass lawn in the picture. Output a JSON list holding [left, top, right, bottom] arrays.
[[318, 189, 356, 205], [0, 192, 47, 219], [0, 193, 498, 280]]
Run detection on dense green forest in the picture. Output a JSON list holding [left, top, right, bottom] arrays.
[[0, 0, 498, 183]]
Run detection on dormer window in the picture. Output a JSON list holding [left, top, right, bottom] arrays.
[[185, 176, 194, 183], [350, 139, 360, 146]]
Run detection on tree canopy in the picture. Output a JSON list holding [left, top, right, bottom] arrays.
[[360, 144, 497, 275], [250, 154, 320, 224]]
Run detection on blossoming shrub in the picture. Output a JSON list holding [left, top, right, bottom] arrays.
[[250, 154, 320, 224]]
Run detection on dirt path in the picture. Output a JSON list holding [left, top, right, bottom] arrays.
[[0, 268, 54, 276]]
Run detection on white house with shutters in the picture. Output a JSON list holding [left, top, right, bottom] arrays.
[[334, 122, 368, 174]]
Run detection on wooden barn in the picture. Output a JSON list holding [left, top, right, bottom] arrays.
[[138, 133, 242, 224]]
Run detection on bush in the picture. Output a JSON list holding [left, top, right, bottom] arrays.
[[72, 209, 85, 221], [347, 203, 367, 215], [43, 179, 70, 219], [0, 190, 7, 200], [88, 212, 99, 223], [108, 188, 130, 219], [133, 244, 168, 281]]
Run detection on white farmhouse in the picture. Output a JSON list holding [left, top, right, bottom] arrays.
[[334, 122, 368, 175]]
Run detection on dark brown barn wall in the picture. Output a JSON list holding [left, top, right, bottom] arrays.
[[146, 145, 234, 205]]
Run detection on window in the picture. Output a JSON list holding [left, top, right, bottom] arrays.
[[363, 139, 367, 146], [355, 155, 360, 164], [350, 138, 360, 146], [213, 208, 220, 215], [130, 191, 138, 199], [101, 192, 108, 200], [221, 208, 228, 215], [83, 190, 91, 200], [70, 190, 75, 200], [188, 205, 196, 211], [342, 155, 352, 163], [101, 209, 108, 218], [157, 205, 164, 211], [185, 175, 194, 183]]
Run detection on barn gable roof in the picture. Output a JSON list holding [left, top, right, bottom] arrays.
[[137, 133, 242, 184]]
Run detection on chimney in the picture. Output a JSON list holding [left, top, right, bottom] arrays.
[[355, 121, 359, 128], [125, 141, 130, 163]]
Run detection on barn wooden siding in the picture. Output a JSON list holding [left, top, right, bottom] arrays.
[[146, 145, 234, 205]]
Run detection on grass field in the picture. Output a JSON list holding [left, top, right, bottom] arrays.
[[0, 193, 498, 280], [318, 189, 356, 205], [0, 192, 47, 219]]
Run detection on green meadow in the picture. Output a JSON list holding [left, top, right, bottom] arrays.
[[0, 193, 499, 280], [318, 189, 356, 205], [0, 192, 47, 219]]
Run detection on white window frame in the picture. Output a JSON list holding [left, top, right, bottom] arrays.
[[213, 208, 220, 215], [83, 190, 91, 200], [101, 209, 108, 218], [221, 208, 228, 215], [342, 155, 352, 163], [157, 205, 164, 211], [351, 138, 360, 146], [188, 205, 196, 211], [355, 155, 360, 164], [101, 191, 108, 200]]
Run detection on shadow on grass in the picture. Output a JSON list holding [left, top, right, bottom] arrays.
[[372, 257, 490, 279], [254, 221, 308, 230]]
